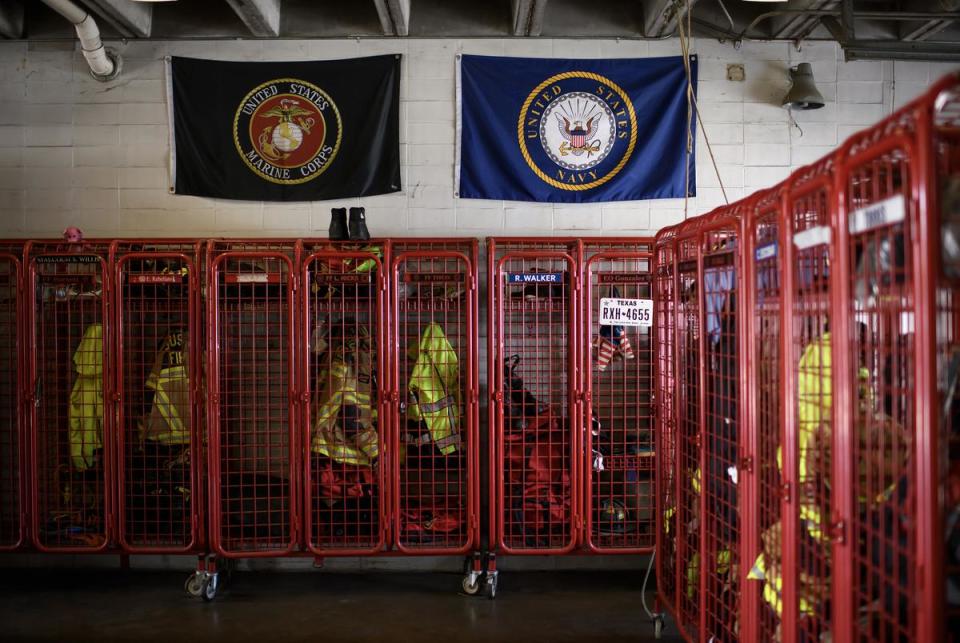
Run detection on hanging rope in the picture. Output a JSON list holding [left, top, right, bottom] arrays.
[[676, 0, 729, 211]]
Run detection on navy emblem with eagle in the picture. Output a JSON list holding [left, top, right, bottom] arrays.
[[518, 72, 637, 191]]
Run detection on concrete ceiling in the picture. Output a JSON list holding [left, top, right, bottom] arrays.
[[5, 0, 960, 61]]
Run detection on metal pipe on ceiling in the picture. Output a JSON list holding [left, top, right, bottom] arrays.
[[41, 0, 121, 81], [737, 9, 960, 41]]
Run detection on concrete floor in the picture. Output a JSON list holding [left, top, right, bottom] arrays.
[[0, 568, 681, 642]]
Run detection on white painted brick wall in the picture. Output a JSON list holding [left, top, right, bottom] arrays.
[[0, 38, 955, 239]]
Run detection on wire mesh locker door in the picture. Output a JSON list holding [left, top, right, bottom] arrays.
[[655, 240, 679, 618], [0, 254, 22, 550], [840, 139, 921, 643], [698, 225, 742, 643], [303, 250, 387, 555], [746, 199, 785, 643], [29, 252, 111, 552], [116, 253, 198, 553], [675, 239, 701, 641], [210, 253, 298, 557], [392, 251, 476, 554], [494, 251, 579, 554], [392, 251, 479, 553], [783, 169, 836, 643], [584, 252, 654, 552]]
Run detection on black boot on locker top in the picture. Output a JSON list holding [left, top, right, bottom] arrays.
[[349, 207, 371, 241], [329, 207, 348, 241]]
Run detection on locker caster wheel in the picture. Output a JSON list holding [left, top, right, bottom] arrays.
[[485, 573, 498, 600], [184, 573, 204, 597], [462, 575, 482, 596], [201, 574, 219, 602], [654, 615, 664, 639]]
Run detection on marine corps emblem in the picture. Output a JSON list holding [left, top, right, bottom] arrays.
[[234, 78, 342, 185], [518, 72, 637, 191]]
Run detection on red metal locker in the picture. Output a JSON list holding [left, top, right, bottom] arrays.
[[828, 74, 957, 641], [928, 76, 960, 643], [742, 186, 787, 643], [582, 239, 656, 553], [391, 239, 479, 556], [26, 240, 113, 552], [0, 241, 24, 551], [781, 155, 838, 643], [654, 226, 680, 632], [697, 207, 747, 643], [301, 240, 389, 556], [488, 238, 581, 556], [207, 240, 300, 558], [674, 224, 703, 642], [112, 241, 204, 555]]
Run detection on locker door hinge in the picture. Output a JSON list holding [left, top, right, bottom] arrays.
[[388, 391, 400, 403], [468, 388, 478, 404], [830, 518, 846, 544], [469, 276, 477, 292], [740, 456, 753, 474], [780, 482, 792, 503], [492, 391, 503, 403], [300, 392, 311, 403]]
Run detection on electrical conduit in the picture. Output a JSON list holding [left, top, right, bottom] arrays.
[[41, 0, 121, 81]]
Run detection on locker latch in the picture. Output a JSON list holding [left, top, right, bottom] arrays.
[[829, 519, 846, 544], [780, 482, 791, 503]]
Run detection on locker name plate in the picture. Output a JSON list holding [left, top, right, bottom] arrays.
[[128, 274, 182, 284], [507, 272, 563, 284], [598, 273, 650, 284], [849, 194, 906, 234], [599, 298, 653, 327], [404, 272, 461, 283], [36, 255, 100, 264], [315, 273, 370, 284], [226, 273, 282, 284]]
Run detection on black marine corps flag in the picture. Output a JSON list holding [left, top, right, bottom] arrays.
[[167, 55, 400, 201]]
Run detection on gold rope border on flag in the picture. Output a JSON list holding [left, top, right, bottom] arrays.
[[232, 78, 342, 186], [516, 71, 638, 192]]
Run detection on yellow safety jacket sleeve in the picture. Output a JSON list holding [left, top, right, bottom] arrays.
[[747, 520, 828, 616], [791, 332, 880, 540], [142, 331, 190, 445], [685, 549, 731, 599], [407, 323, 462, 455], [144, 365, 190, 445], [312, 358, 379, 466], [69, 323, 104, 470]]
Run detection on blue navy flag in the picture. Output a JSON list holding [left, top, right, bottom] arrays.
[[456, 54, 696, 203]]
